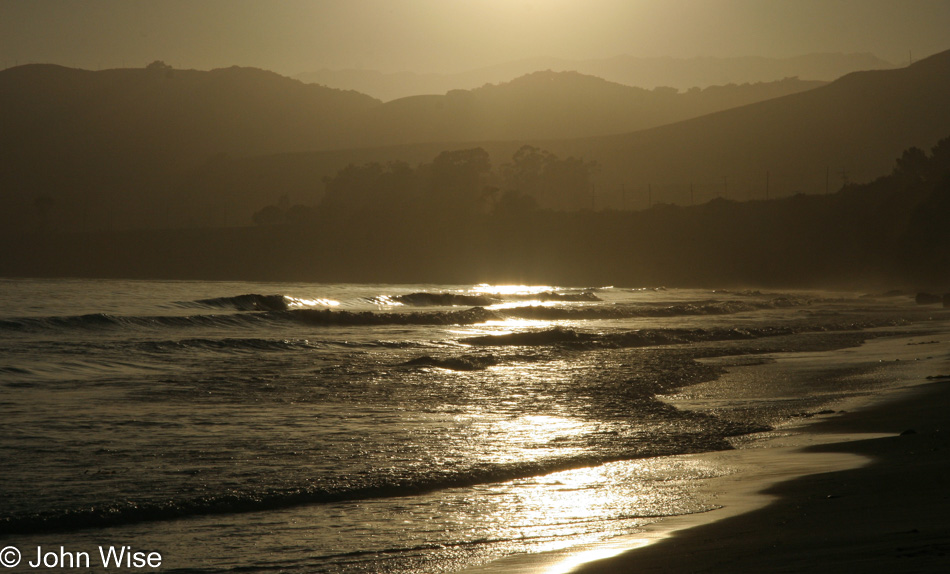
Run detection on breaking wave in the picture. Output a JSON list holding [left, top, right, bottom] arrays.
[[385, 293, 501, 307], [401, 354, 500, 371], [185, 293, 290, 311], [0, 427, 757, 537], [0, 296, 811, 335], [181, 293, 340, 311], [368, 290, 602, 307]]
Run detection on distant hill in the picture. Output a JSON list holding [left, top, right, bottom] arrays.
[[295, 53, 893, 101], [541, 48, 950, 207], [3, 50, 947, 232], [0, 62, 381, 230], [175, 49, 950, 224], [357, 71, 825, 144], [0, 62, 824, 231], [4, 50, 950, 287], [0, 61, 379, 169]]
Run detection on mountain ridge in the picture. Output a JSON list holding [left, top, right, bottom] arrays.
[[0, 61, 830, 231], [295, 52, 894, 101], [2, 50, 947, 232], [357, 70, 826, 144], [175, 48, 950, 227]]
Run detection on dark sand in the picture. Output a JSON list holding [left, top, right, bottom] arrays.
[[573, 379, 950, 573]]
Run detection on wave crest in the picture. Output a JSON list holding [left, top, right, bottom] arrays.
[[186, 294, 290, 311], [401, 354, 499, 371]]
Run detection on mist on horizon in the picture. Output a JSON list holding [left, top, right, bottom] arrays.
[[2, 0, 949, 75]]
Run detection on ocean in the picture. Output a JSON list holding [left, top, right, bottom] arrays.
[[0, 278, 943, 573]]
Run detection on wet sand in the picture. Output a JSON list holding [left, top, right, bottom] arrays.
[[569, 385, 950, 572], [577, 331, 950, 573], [465, 326, 950, 573]]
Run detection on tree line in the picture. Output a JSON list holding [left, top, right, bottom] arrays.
[[252, 146, 599, 225], [4, 138, 948, 288], [235, 136, 950, 287]]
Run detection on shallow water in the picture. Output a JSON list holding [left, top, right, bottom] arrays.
[[0, 278, 943, 572]]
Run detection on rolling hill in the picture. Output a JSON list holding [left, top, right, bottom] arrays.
[[3, 50, 950, 286], [356, 71, 825, 145], [296, 52, 892, 102], [0, 61, 827, 231], [0, 62, 381, 230], [173, 49, 950, 224], [546, 48, 950, 207]]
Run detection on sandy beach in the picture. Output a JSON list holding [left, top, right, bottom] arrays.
[[466, 324, 950, 574]]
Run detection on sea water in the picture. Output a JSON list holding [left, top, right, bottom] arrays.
[[0, 278, 941, 572]]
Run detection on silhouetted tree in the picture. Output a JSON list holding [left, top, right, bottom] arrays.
[[502, 145, 598, 210], [425, 148, 493, 212], [502, 145, 550, 195], [320, 161, 418, 215], [652, 86, 679, 96], [928, 136, 950, 179], [146, 60, 174, 79], [894, 146, 929, 181]]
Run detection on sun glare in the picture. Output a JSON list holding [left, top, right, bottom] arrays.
[[470, 284, 556, 295], [284, 296, 340, 308]]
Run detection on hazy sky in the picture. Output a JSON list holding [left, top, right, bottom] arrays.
[[2, 0, 949, 74]]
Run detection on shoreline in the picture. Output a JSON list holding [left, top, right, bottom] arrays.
[[573, 383, 950, 573], [464, 324, 950, 573]]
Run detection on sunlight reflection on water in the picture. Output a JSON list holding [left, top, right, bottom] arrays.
[[480, 318, 559, 331], [485, 301, 561, 310], [472, 415, 591, 463], [6, 280, 918, 573], [286, 296, 340, 308], [6, 454, 728, 572], [469, 285, 558, 295]]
